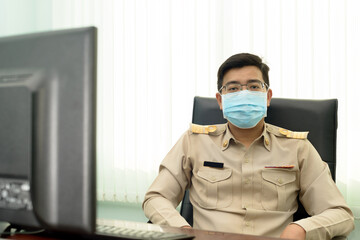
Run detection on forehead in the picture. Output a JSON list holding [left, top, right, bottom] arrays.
[[223, 66, 263, 85]]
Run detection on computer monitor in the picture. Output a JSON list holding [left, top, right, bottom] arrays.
[[0, 27, 97, 234]]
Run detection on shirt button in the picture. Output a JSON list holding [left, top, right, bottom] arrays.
[[277, 178, 283, 184], [211, 176, 216, 181], [265, 138, 269, 146], [207, 126, 216, 132], [279, 128, 289, 135], [245, 178, 250, 184], [245, 222, 250, 227], [223, 140, 228, 148], [244, 158, 249, 163]]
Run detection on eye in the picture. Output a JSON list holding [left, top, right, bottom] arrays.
[[228, 86, 239, 92], [226, 84, 240, 92], [249, 84, 261, 89], [248, 81, 263, 91]]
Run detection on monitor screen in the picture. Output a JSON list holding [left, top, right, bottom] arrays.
[[0, 27, 97, 234]]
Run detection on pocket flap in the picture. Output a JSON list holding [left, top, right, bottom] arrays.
[[197, 169, 232, 183], [262, 170, 296, 186]]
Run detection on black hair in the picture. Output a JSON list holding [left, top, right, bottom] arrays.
[[217, 53, 270, 91]]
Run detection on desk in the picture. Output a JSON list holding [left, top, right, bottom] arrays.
[[2, 219, 288, 240], [4, 229, 286, 240], [152, 226, 287, 240]]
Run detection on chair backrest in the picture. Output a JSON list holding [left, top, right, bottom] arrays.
[[180, 96, 338, 226]]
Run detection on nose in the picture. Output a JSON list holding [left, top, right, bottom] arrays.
[[241, 85, 248, 91]]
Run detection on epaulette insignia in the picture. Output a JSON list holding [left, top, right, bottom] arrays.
[[191, 124, 217, 134], [279, 128, 308, 139]]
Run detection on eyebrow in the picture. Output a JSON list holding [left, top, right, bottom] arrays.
[[225, 79, 263, 85]]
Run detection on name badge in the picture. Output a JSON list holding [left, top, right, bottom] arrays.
[[204, 161, 224, 168]]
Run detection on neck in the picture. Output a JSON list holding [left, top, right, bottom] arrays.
[[228, 120, 265, 148]]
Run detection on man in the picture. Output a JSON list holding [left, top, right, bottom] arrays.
[[142, 53, 354, 240]]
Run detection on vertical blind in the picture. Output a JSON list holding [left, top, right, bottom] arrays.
[[1, 0, 359, 233]]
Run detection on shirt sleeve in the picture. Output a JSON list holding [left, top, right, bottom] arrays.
[[142, 131, 192, 227], [293, 140, 354, 240]]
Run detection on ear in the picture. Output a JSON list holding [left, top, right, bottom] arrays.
[[216, 92, 223, 110], [267, 88, 272, 107]]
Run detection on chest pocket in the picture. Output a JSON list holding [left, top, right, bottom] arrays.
[[261, 170, 297, 211], [195, 168, 233, 209]]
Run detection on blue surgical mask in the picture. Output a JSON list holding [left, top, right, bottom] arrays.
[[222, 90, 267, 129]]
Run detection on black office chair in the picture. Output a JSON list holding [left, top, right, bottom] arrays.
[[180, 96, 338, 226]]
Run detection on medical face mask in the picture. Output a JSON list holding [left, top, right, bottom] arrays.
[[221, 90, 268, 129]]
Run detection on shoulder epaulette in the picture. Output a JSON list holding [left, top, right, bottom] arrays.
[[190, 123, 217, 134], [279, 128, 309, 139]]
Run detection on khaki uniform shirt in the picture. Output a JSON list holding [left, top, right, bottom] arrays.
[[143, 123, 354, 239]]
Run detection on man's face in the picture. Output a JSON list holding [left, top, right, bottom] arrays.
[[216, 66, 272, 109]]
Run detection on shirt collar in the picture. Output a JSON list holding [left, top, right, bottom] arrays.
[[221, 122, 271, 151], [221, 123, 235, 151], [263, 123, 271, 151]]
